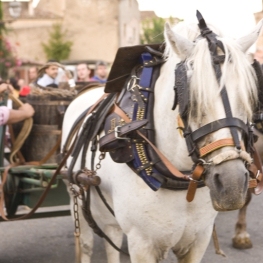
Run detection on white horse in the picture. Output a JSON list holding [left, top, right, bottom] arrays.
[[62, 17, 263, 263]]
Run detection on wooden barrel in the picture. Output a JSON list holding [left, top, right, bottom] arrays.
[[20, 88, 77, 163]]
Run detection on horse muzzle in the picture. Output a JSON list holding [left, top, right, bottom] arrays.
[[204, 159, 249, 211]]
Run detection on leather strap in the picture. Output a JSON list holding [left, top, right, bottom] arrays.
[[200, 138, 238, 157], [99, 119, 148, 151], [191, 118, 248, 142], [186, 164, 205, 202], [0, 163, 18, 220], [249, 179, 257, 188], [250, 147, 263, 194], [137, 131, 191, 180], [212, 223, 226, 256], [62, 93, 109, 155]]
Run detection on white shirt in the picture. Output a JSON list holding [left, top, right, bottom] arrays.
[[37, 74, 59, 87]]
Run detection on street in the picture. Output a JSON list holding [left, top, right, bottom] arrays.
[[0, 194, 263, 263]]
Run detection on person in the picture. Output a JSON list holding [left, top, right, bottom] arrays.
[[90, 61, 108, 83], [36, 60, 59, 88], [28, 66, 38, 85], [76, 63, 92, 82], [0, 83, 34, 125], [59, 70, 75, 89], [17, 79, 25, 90]]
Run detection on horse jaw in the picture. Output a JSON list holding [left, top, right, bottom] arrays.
[[164, 22, 194, 60], [204, 159, 248, 211], [236, 19, 263, 53]]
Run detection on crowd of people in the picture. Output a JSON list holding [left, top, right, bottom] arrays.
[[0, 59, 109, 161], [1, 59, 109, 99], [0, 59, 109, 120]]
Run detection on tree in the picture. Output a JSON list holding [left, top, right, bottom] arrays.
[[140, 17, 166, 44], [42, 23, 73, 62], [140, 17, 181, 45]]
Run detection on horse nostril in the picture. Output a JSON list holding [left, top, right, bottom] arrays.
[[214, 173, 223, 192]]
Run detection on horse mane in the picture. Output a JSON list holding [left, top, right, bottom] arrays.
[[164, 22, 258, 124], [189, 38, 257, 123]]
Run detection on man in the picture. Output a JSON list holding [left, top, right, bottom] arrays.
[[91, 61, 108, 83], [28, 66, 38, 84], [76, 63, 92, 82], [37, 61, 59, 88]]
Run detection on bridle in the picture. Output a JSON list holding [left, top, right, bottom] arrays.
[[173, 11, 260, 183]]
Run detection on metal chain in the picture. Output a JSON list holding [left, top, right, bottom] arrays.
[[68, 152, 105, 238], [69, 183, 83, 237], [95, 152, 106, 171]]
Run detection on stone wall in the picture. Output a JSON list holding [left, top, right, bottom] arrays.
[[4, 0, 140, 64], [119, 0, 140, 46], [63, 0, 119, 62]]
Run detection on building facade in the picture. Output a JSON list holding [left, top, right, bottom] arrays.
[[3, 0, 140, 64]]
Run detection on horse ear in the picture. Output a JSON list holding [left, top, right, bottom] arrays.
[[236, 19, 263, 53], [164, 22, 194, 60]]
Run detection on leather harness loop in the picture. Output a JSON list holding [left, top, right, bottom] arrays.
[[99, 119, 148, 151], [186, 164, 205, 202]]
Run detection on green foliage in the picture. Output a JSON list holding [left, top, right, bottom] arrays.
[[140, 17, 166, 44], [140, 17, 181, 45], [42, 23, 73, 62]]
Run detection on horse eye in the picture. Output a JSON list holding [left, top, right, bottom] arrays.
[[190, 62, 194, 68]]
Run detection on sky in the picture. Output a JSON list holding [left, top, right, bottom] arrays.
[[137, 0, 262, 39]]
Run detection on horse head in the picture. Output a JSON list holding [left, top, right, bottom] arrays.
[[162, 12, 263, 211]]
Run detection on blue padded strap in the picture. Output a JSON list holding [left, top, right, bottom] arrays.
[[131, 52, 162, 190], [139, 53, 153, 88]]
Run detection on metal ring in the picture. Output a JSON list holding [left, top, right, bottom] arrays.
[[198, 158, 212, 166], [188, 177, 200, 183], [127, 75, 140, 92]]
